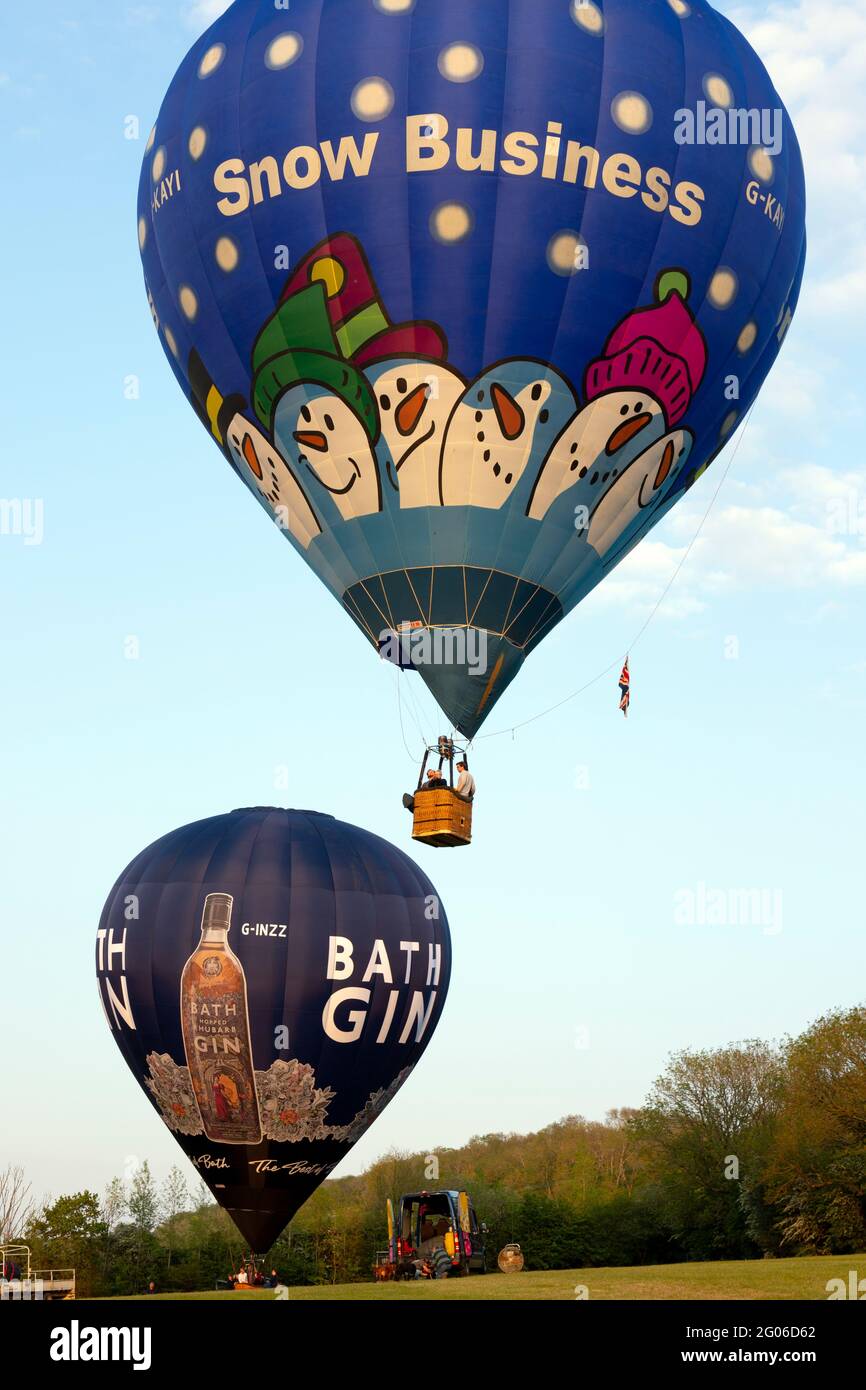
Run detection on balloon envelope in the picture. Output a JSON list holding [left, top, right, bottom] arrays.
[[139, 0, 805, 734], [96, 808, 451, 1251]]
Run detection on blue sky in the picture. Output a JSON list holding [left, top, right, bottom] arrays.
[[2, 0, 864, 1209]]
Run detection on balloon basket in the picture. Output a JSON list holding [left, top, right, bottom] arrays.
[[412, 788, 473, 848]]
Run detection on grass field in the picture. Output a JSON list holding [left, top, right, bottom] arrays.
[[97, 1253, 863, 1301]]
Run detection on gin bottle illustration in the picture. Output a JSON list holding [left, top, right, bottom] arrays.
[[180, 893, 262, 1144]]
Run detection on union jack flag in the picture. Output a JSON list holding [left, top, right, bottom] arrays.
[[618, 658, 630, 717]]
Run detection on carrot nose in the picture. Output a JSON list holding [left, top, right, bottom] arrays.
[[396, 383, 430, 436], [605, 412, 653, 455], [242, 433, 263, 479], [491, 383, 525, 441], [293, 431, 329, 452], [653, 439, 676, 490]]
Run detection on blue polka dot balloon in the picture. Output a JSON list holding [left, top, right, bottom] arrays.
[[139, 0, 805, 736]]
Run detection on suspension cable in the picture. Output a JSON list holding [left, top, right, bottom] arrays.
[[472, 407, 755, 742]]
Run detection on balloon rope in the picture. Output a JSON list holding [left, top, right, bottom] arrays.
[[395, 672, 426, 763], [472, 405, 755, 743], [405, 669, 433, 745]]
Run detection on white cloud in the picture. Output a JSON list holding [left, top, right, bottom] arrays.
[[184, 0, 232, 31], [808, 266, 866, 317], [724, 1, 866, 324], [687, 503, 857, 587], [778, 462, 866, 519], [754, 356, 823, 422], [590, 453, 866, 621], [589, 531, 735, 618]]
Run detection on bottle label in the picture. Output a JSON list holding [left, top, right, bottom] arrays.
[[181, 979, 262, 1143]]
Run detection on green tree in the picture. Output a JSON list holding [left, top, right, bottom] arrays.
[[128, 1161, 159, 1234], [631, 1041, 783, 1259], [102, 1177, 126, 1232], [160, 1166, 190, 1268], [767, 1005, 866, 1253], [26, 1192, 107, 1296]]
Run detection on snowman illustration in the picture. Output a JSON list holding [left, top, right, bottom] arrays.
[[438, 361, 578, 510], [525, 390, 668, 523], [252, 233, 454, 525], [250, 283, 382, 525], [187, 349, 322, 550], [367, 358, 466, 509], [526, 271, 708, 546], [587, 426, 693, 561]]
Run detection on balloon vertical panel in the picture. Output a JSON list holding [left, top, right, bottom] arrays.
[[96, 809, 451, 1252]]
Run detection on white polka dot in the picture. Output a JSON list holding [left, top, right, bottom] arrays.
[[216, 237, 239, 272], [145, 125, 156, 153], [572, 0, 606, 34], [188, 126, 207, 161], [611, 92, 653, 136], [179, 285, 199, 322], [351, 77, 394, 121], [373, 0, 415, 10], [571, 0, 605, 35], [164, 327, 179, 359], [749, 146, 775, 184], [720, 410, 738, 439], [708, 268, 738, 310], [430, 202, 473, 244], [703, 73, 734, 108], [265, 33, 303, 70], [668, 0, 691, 15], [547, 231, 588, 276], [438, 43, 484, 83], [138, 217, 148, 252], [198, 43, 226, 79], [152, 147, 167, 182], [737, 321, 758, 354]]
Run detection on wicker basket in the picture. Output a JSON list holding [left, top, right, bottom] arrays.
[[412, 788, 473, 848]]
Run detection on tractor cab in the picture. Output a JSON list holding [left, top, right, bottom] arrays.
[[411, 736, 473, 849], [382, 1189, 486, 1279]]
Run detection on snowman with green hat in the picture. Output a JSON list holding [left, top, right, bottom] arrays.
[[526, 269, 707, 544], [252, 281, 383, 524], [187, 347, 322, 551]]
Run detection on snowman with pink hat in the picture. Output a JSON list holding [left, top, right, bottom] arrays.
[[526, 270, 707, 557]]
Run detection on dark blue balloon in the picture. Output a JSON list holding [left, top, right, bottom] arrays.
[[96, 809, 451, 1251], [139, 0, 806, 734]]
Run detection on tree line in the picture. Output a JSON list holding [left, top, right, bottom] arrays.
[[3, 1004, 864, 1294]]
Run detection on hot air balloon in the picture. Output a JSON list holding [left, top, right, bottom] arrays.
[[138, 0, 805, 738], [96, 808, 450, 1252]]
